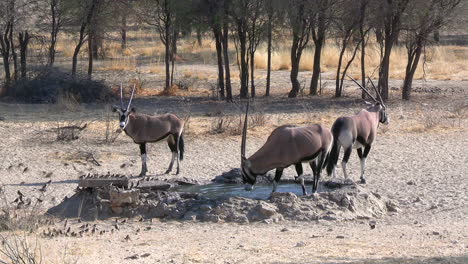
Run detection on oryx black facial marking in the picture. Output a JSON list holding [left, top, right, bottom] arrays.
[[240, 101, 333, 195], [113, 83, 185, 176], [327, 76, 390, 184]]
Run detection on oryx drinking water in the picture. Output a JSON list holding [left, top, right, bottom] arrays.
[[326, 77, 389, 184], [240, 101, 333, 195], [113, 84, 185, 176]]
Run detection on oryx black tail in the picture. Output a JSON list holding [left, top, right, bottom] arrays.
[[326, 118, 344, 176], [179, 133, 185, 161]]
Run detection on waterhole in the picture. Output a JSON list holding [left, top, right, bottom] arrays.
[[175, 183, 318, 200]]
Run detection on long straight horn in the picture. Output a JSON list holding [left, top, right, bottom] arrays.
[[368, 78, 386, 108], [127, 84, 136, 110], [120, 82, 124, 109], [241, 100, 250, 160], [347, 75, 378, 103]]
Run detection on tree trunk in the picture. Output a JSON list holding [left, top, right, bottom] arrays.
[[310, 39, 323, 95], [402, 45, 422, 100], [10, 30, 18, 81], [238, 23, 249, 99], [88, 34, 93, 78], [288, 35, 301, 98], [196, 27, 202, 46], [18, 31, 29, 78], [339, 40, 362, 95], [72, 25, 86, 76], [378, 40, 393, 101], [335, 38, 347, 97], [48, 0, 58, 66], [360, 28, 367, 99], [265, 18, 272, 97], [213, 26, 225, 99], [0, 23, 12, 89], [222, 24, 232, 102], [121, 14, 127, 50], [250, 50, 255, 98]]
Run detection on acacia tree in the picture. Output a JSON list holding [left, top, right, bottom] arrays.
[[287, 0, 312, 98], [309, 0, 335, 95], [246, 0, 267, 98], [221, 0, 233, 102], [334, 0, 363, 97], [0, 0, 16, 90], [374, 0, 410, 101], [358, 0, 370, 98], [401, 0, 461, 100], [139, 0, 188, 92], [264, 0, 283, 96], [231, 0, 249, 98]]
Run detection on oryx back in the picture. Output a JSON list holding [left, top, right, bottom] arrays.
[[125, 113, 184, 144], [249, 124, 332, 174]]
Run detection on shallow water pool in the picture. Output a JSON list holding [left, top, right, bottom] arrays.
[[175, 183, 307, 200]]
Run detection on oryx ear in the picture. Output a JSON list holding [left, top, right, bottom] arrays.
[[112, 105, 119, 112], [364, 101, 373, 105]]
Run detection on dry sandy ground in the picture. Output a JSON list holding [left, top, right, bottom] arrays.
[[0, 79, 467, 263]]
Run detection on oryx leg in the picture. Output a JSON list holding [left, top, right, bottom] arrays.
[[139, 143, 148, 177], [357, 145, 372, 184], [342, 146, 352, 180], [165, 135, 177, 174], [272, 168, 284, 193], [311, 150, 327, 193], [294, 163, 307, 195]]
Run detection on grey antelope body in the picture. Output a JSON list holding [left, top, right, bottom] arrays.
[[113, 84, 185, 176], [326, 77, 389, 183], [240, 102, 333, 195]]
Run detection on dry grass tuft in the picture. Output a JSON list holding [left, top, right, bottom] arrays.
[[98, 58, 137, 71]]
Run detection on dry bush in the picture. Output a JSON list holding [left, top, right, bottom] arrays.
[[98, 57, 137, 71], [158, 85, 180, 96], [55, 122, 87, 141], [210, 115, 236, 134], [0, 234, 42, 264], [103, 107, 121, 144], [55, 92, 82, 112], [250, 103, 268, 127]]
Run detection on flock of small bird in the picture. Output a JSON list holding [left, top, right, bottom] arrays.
[[41, 217, 153, 241], [11, 179, 52, 208], [79, 172, 128, 179]]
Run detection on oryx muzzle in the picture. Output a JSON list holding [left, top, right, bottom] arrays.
[[326, 76, 389, 184], [113, 83, 185, 176], [240, 101, 333, 195]]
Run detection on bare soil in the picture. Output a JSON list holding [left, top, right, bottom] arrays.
[[0, 76, 467, 263]]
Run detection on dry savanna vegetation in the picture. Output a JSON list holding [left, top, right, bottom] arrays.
[[1, 0, 467, 263]]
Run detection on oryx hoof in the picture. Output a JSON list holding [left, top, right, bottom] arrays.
[[139, 172, 146, 177], [360, 178, 366, 184], [164, 169, 171, 174], [175, 170, 180, 175]]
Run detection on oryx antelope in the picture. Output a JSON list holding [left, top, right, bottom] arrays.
[[240, 101, 333, 195], [113, 84, 185, 176], [326, 77, 389, 184]]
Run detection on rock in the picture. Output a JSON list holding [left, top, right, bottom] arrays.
[[385, 200, 399, 212], [109, 188, 140, 207], [200, 204, 212, 211], [407, 180, 416, 185], [336, 235, 345, 239], [432, 231, 440, 236], [111, 206, 124, 214], [280, 228, 289, 232], [369, 220, 376, 229], [256, 203, 278, 217], [295, 241, 306, 247]]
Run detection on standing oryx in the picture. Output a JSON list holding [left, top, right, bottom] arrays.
[[240, 101, 333, 195], [326, 77, 389, 184], [113, 84, 185, 176]]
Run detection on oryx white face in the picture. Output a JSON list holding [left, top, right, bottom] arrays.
[[112, 106, 133, 129], [379, 108, 389, 125], [241, 158, 257, 191]]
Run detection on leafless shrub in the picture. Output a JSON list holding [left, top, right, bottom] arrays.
[[210, 115, 236, 134], [175, 77, 195, 91], [55, 122, 87, 141], [103, 107, 121, 144], [209, 83, 220, 100], [0, 234, 43, 264], [423, 115, 439, 130], [179, 99, 193, 135], [250, 103, 267, 127]]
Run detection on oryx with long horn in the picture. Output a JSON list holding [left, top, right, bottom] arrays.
[[326, 76, 389, 184], [240, 101, 333, 195], [112, 83, 185, 176]]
